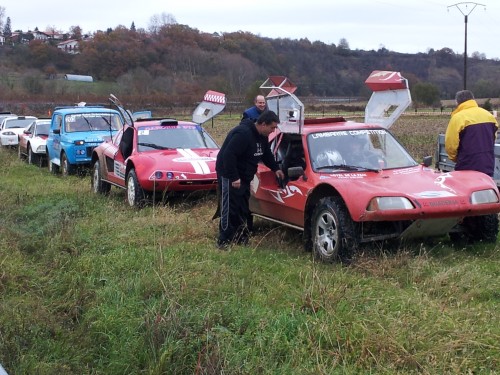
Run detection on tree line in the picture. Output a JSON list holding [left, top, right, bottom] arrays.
[[1, 13, 500, 110]]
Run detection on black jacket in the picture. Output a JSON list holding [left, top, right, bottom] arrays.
[[216, 118, 279, 183]]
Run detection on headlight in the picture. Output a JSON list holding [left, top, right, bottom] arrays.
[[471, 189, 499, 204], [367, 196, 414, 211]]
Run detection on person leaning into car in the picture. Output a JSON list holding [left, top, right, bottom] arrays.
[[445, 90, 498, 177], [215, 110, 284, 249]]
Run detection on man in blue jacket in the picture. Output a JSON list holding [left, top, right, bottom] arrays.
[[242, 95, 267, 123], [215, 110, 284, 248], [445, 90, 498, 177]]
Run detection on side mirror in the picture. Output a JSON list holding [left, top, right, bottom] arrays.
[[422, 155, 433, 167], [288, 166, 305, 180]]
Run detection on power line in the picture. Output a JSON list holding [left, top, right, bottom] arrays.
[[447, 2, 486, 90]]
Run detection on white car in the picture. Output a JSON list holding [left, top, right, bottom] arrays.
[[0, 112, 17, 123], [18, 118, 51, 166], [0, 116, 38, 147]]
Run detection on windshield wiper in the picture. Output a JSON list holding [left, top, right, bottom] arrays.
[[138, 142, 173, 150], [100, 116, 112, 127], [316, 164, 380, 173]]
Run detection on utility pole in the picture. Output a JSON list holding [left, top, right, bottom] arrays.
[[447, 2, 485, 90]]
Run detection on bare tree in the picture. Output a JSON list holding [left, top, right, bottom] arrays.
[[0, 6, 5, 30], [69, 25, 83, 40], [44, 25, 61, 37], [148, 12, 177, 34]]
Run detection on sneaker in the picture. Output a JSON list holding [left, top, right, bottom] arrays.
[[237, 236, 249, 246], [216, 240, 230, 250]]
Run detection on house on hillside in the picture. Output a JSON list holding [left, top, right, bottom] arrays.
[[43, 30, 65, 40], [57, 39, 79, 54], [31, 30, 50, 41]]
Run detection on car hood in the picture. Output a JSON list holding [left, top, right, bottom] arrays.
[[319, 166, 500, 218], [323, 166, 494, 194], [135, 148, 219, 175], [66, 132, 114, 143]]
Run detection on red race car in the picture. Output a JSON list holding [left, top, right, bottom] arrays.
[[250, 72, 500, 262], [91, 92, 225, 207]]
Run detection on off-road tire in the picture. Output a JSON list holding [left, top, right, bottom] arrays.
[[465, 214, 499, 242], [92, 160, 111, 195], [61, 152, 74, 176], [27, 146, 39, 165], [126, 169, 146, 207], [311, 196, 358, 263], [48, 154, 59, 174]]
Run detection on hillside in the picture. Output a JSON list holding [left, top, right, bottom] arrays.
[[1, 24, 500, 110]]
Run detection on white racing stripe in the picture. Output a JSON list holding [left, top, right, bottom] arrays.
[[178, 149, 211, 174]]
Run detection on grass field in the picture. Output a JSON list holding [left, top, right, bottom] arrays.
[[0, 114, 499, 374]]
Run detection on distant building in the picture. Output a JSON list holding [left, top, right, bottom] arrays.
[[43, 30, 65, 40], [57, 39, 80, 54], [31, 30, 50, 41]]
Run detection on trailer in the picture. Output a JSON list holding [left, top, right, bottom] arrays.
[[435, 133, 500, 187]]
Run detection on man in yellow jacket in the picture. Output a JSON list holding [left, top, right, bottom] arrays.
[[445, 90, 498, 177]]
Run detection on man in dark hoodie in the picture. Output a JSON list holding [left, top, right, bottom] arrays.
[[215, 110, 284, 248]]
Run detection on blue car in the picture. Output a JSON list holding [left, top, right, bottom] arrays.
[[46, 106, 124, 175]]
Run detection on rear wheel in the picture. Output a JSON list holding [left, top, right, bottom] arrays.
[[311, 196, 358, 263], [126, 169, 146, 207], [61, 152, 74, 176], [92, 160, 111, 195], [48, 159, 59, 174]]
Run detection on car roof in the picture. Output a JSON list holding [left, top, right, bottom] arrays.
[[53, 107, 120, 115], [134, 118, 199, 128], [297, 118, 383, 135], [3, 115, 37, 121]]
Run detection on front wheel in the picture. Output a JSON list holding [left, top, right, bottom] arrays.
[[28, 146, 39, 165], [48, 159, 59, 174], [92, 160, 111, 195], [311, 196, 358, 263], [457, 214, 499, 243], [61, 152, 74, 176], [126, 169, 146, 207]]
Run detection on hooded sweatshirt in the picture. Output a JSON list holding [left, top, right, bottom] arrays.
[[445, 99, 498, 176], [216, 118, 278, 183]]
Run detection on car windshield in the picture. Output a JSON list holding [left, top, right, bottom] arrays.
[[35, 122, 50, 136], [5, 118, 36, 129], [307, 128, 417, 172], [65, 113, 123, 132], [137, 125, 218, 152]]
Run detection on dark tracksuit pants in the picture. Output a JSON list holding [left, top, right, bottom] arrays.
[[218, 176, 250, 245]]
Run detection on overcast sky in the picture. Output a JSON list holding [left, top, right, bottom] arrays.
[[2, 0, 500, 59]]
